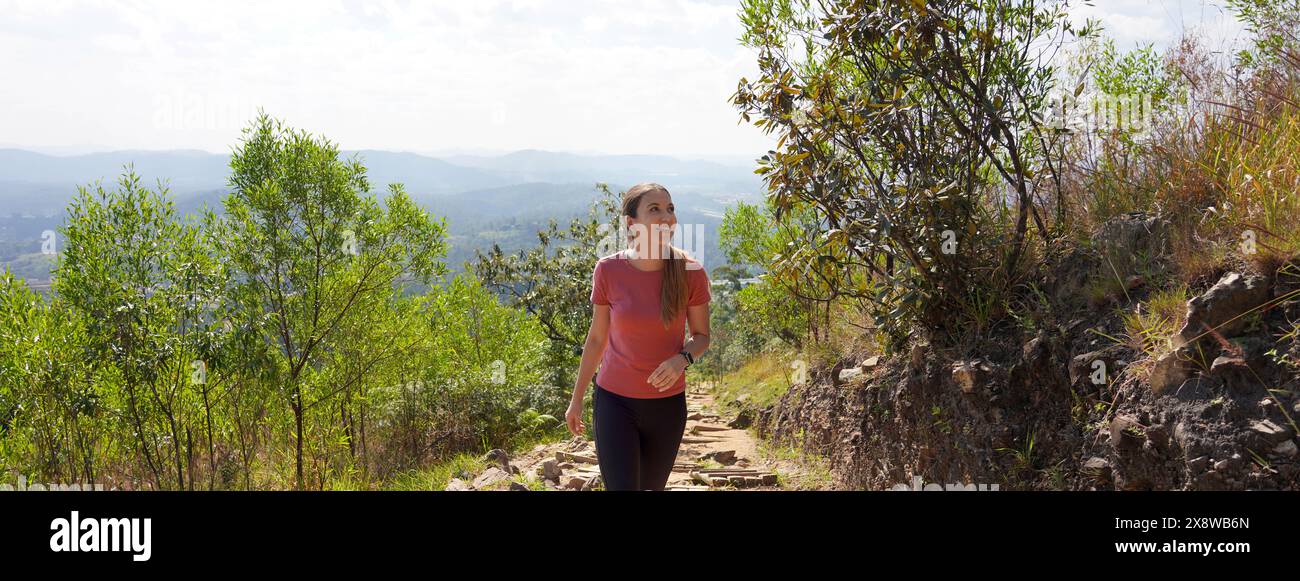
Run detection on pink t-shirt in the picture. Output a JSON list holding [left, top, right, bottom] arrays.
[[590, 251, 711, 399]]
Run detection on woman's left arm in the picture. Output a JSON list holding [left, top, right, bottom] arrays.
[[682, 303, 711, 361]]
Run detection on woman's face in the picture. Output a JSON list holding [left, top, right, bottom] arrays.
[[627, 189, 676, 256]]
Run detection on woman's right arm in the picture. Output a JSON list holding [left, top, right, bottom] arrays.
[[566, 303, 610, 435]]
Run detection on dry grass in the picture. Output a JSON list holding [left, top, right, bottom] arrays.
[[1060, 35, 1299, 287], [1120, 286, 1189, 360]]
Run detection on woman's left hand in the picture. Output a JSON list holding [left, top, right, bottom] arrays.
[[647, 354, 688, 391]]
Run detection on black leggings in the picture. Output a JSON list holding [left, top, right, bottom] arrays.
[[592, 381, 687, 491]]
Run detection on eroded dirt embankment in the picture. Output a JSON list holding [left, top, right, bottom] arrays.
[[754, 215, 1300, 490]]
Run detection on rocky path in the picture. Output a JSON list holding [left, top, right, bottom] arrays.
[[449, 382, 807, 491]]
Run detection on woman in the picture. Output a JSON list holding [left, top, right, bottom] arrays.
[[564, 182, 712, 491]]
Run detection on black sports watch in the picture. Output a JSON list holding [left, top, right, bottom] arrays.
[[679, 350, 694, 366]]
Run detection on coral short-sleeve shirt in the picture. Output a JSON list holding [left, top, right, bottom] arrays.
[[590, 250, 711, 398]]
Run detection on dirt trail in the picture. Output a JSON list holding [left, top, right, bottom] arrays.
[[452, 382, 812, 491]]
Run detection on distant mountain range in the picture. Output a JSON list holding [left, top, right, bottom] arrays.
[[0, 147, 762, 211], [1, 148, 766, 284]]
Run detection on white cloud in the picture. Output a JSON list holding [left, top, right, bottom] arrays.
[[582, 15, 610, 33], [0, 0, 777, 156], [0, 0, 1251, 157], [1070, 0, 1247, 53]]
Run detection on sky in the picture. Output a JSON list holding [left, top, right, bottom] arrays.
[[0, 0, 1250, 159]]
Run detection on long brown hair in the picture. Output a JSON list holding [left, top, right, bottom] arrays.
[[622, 183, 688, 329]]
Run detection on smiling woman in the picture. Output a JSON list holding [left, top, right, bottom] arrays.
[[564, 182, 712, 491]]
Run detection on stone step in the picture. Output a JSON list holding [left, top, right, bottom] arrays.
[[556, 451, 598, 464], [690, 470, 778, 488], [680, 436, 725, 443]]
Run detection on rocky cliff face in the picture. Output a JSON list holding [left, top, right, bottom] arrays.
[[752, 215, 1300, 490]]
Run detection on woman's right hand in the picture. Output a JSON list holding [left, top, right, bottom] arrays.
[[565, 400, 585, 436]]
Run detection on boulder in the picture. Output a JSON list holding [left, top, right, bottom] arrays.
[[1209, 356, 1257, 394], [728, 408, 754, 429], [952, 359, 999, 394], [1249, 420, 1293, 446], [1091, 212, 1170, 264], [1149, 349, 1192, 394], [838, 366, 864, 384], [1110, 415, 1146, 450], [1082, 457, 1112, 483], [1176, 273, 1270, 347], [1213, 453, 1244, 472], [700, 449, 737, 465], [483, 448, 511, 471], [471, 466, 509, 489], [541, 459, 561, 482]]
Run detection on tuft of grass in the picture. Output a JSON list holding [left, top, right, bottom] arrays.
[[696, 458, 726, 471], [753, 431, 835, 490], [1119, 286, 1189, 368], [383, 452, 487, 491], [996, 431, 1037, 475], [1084, 279, 1118, 309], [507, 472, 548, 491]]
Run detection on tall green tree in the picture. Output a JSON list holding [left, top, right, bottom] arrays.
[[222, 112, 449, 490], [0, 269, 103, 485], [51, 169, 227, 489]]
